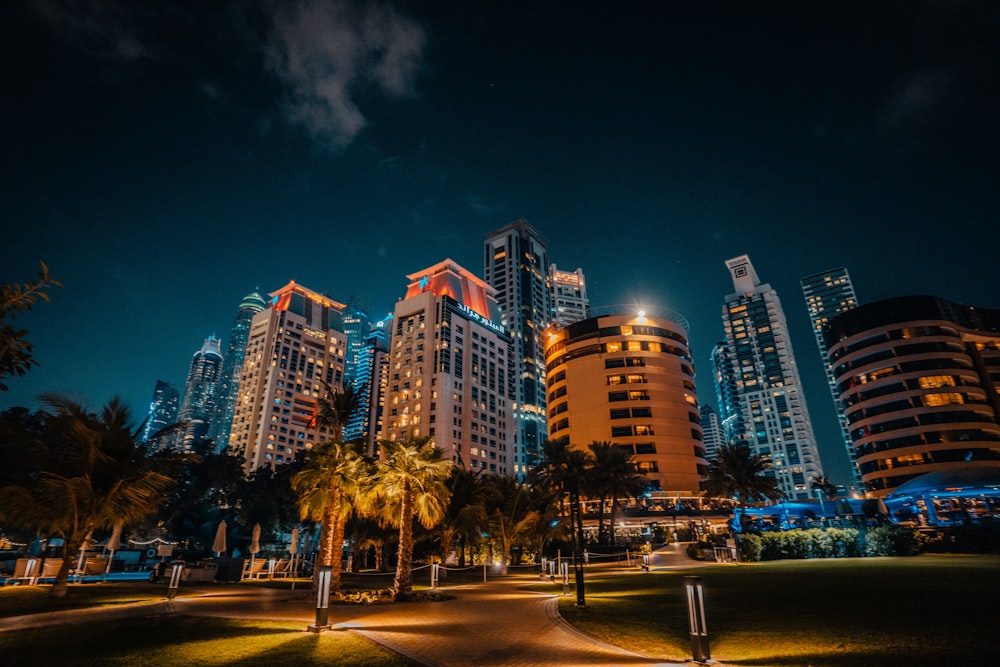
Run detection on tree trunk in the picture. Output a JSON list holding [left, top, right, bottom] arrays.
[[393, 483, 414, 600]]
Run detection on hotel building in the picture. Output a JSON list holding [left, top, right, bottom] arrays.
[[549, 264, 589, 327], [384, 259, 516, 474], [825, 295, 1000, 497], [229, 281, 348, 473], [544, 309, 707, 492]]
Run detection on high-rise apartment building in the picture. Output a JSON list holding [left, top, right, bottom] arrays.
[[544, 309, 707, 492], [345, 316, 391, 455], [711, 342, 744, 447], [141, 379, 179, 448], [175, 336, 224, 452], [700, 404, 724, 461], [715, 255, 824, 499], [230, 281, 348, 473], [549, 264, 589, 327], [384, 259, 515, 475], [801, 268, 862, 491], [825, 295, 1000, 497], [484, 220, 550, 475], [208, 290, 267, 452]]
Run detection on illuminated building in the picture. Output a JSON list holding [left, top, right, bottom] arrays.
[[549, 264, 589, 327], [385, 259, 515, 474], [716, 255, 824, 499], [544, 309, 707, 492], [700, 404, 723, 461], [207, 290, 267, 453], [711, 342, 744, 446], [141, 379, 179, 448], [801, 268, 862, 491], [825, 295, 1000, 497], [344, 316, 391, 454], [229, 281, 348, 473], [342, 304, 371, 388], [175, 336, 224, 452], [484, 220, 550, 475]]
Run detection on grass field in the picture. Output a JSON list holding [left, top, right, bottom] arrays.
[[550, 554, 1000, 666]]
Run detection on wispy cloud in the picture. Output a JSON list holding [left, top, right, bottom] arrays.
[[264, 0, 425, 150], [33, 0, 161, 62], [878, 67, 957, 135]]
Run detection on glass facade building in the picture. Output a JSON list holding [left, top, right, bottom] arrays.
[[549, 264, 589, 327], [141, 379, 179, 448], [175, 336, 224, 452]]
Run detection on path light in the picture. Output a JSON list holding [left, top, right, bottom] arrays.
[[308, 565, 332, 633], [684, 576, 713, 664], [166, 561, 184, 599]]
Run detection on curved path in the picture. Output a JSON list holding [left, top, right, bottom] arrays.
[[1, 547, 702, 667]]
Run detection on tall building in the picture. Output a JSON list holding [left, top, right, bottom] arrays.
[[711, 342, 744, 447], [141, 379, 179, 448], [208, 290, 267, 452], [825, 295, 1000, 497], [342, 303, 372, 388], [716, 255, 824, 499], [230, 281, 348, 473], [384, 259, 516, 474], [801, 268, 862, 491], [344, 315, 391, 454], [549, 264, 589, 327], [700, 404, 724, 461], [484, 220, 551, 475], [544, 308, 707, 492], [175, 336, 224, 452]]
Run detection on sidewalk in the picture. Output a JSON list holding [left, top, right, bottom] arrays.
[[1, 561, 690, 666]]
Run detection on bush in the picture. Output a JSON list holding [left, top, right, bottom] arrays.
[[864, 526, 920, 556], [737, 527, 863, 561], [737, 534, 762, 562]]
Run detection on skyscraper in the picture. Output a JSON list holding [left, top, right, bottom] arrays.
[[384, 259, 516, 475], [342, 303, 372, 388], [344, 315, 391, 454], [549, 264, 589, 327], [141, 379, 179, 449], [711, 342, 744, 447], [801, 268, 862, 491], [700, 404, 724, 461], [544, 308, 707, 492], [229, 281, 348, 473], [484, 220, 550, 475], [208, 290, 267, 453], [175, 336, 224, 452], [716, 255, 824, 499]]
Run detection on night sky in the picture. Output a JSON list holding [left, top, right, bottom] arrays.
[[3, 1, 998, 485]]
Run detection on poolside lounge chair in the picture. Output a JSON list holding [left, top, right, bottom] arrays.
[[6, 557, 42, 585], [242, 558, 266, 580]]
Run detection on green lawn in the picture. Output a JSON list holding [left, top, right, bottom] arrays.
[[0, 616, 418, 666], [0, 582, 187, 617], [550, 554, 1000, 666]]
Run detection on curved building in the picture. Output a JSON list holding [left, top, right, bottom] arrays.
[[825, 296, 1000, 497], [544, 309, 707, 492]]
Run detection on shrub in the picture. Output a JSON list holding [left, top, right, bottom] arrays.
[[737, 534, 762, 562], [864, 526, 920, 556]]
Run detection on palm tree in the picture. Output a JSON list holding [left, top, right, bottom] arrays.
[[481, 475, 540, 574], [0, 395, 173, 598], [310, 382, 360, 444], [702, 442, 784, 527], [292, 440, 369, 591], [364, 437, 452, 600], [437, 468, 486, 567], [588, 441, 647, 548]]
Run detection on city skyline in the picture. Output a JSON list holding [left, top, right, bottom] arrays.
[[3, 1, 998, 488]]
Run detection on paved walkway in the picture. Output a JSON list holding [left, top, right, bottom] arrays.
[[1, 546, 708, 667]]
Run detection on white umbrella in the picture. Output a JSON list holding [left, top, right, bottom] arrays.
[[212, 520, 227, 557], [247, 523, 261, 577], [289, 527, 299, 589], [105, 523, 122, 575]]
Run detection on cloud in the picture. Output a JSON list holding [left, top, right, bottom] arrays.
[[265, 0, 425, 150], [878, 67, 957, 135], [33, 0, 161, 62]]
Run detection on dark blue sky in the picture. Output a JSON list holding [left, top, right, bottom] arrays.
[[3, 1, 998, 484]]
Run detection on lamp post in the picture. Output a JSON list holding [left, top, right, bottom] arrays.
[[308, 565, 332, 633], [568, 486, 586, 607], [684, 575, 712, 663]]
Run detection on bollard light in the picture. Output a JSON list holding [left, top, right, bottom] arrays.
[[684, 575, 712, 663], [431, 563, 440, 589], [166, 561, 185, 599], [308, 565, 332, 633], [560, 561, 570, 596]]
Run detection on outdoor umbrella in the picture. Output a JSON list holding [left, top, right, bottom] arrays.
[[213, 520, 227, 557], [289, 527, 299, 589], [104, 523, 122, 575], [75, 532, 93, 581], [248, 523, 261, 575]]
